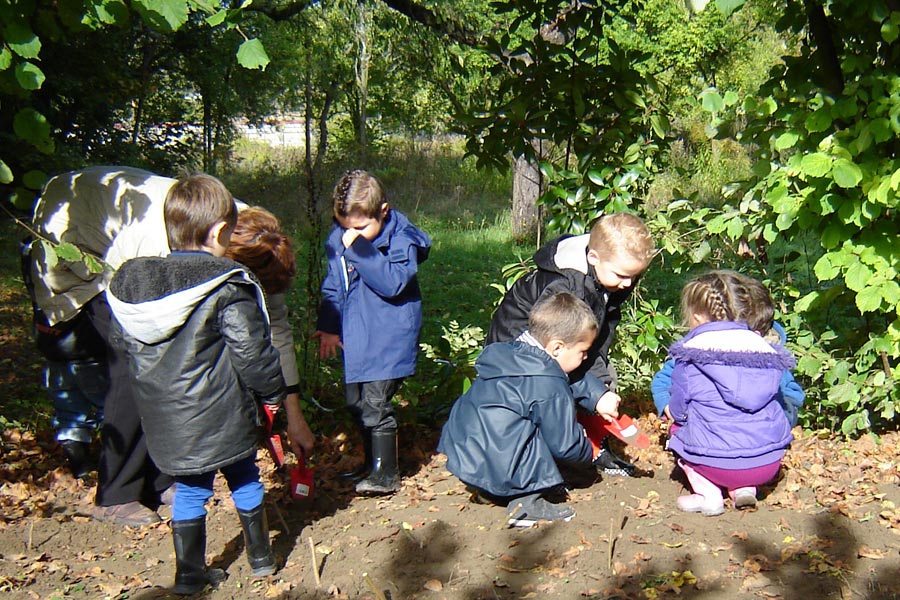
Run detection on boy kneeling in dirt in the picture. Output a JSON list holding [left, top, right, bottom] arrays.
[[438, 292, 603, 527]]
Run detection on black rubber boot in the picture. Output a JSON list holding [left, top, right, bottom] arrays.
[[355, 428, 400, 495], [237, 504, 276, 577], [340, 428, 372, 482], [60, 440, 93, 479], [171, 517, 226, 595]]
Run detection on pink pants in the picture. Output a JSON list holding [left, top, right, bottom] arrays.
[[687, 460, 781, 489]]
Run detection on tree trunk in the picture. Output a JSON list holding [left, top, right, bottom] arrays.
[[511, 152, 542, 243], [354, 3, 370, 151]]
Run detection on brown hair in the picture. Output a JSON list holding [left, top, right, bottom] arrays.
[[164, 173, 237, 251], [680, 270, 773, 331], [529, 292, 599, 346], [741, 275, 775, 335], [226, 207, 296, 294], [588, 213, 655, 265], [332, 169, 386, 219]]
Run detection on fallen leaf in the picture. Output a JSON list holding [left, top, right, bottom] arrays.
[[857, 546, 887, 559], [423, 579, 443, 591]]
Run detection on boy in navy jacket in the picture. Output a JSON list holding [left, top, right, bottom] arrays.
[[439, 292, 599, 527], [314, 170, 431, 495]]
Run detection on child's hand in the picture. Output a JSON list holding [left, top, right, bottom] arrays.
[[312, 330, 342, 359], [341, 228, 361, 248], [595, 391, 621, 422], [663, 405, 673, 421]]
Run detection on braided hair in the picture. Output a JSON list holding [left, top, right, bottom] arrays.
[[332, 169, 385, 219], [680, 270, 772, 329]]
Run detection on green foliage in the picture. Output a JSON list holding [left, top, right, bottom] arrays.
[[419, 321, 485, 415], [0, 0, 271, 199], [611, 294, 679, 398], [460, 0, 667, 227], [694, 1, 900, 435]]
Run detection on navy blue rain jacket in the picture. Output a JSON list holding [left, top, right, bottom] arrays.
[[317, 210, 430, 383], [438, 340, 594, 497]]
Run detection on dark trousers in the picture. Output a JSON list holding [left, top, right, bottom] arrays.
[[87, 294, 173, 507], [345, 378, 403, 432]]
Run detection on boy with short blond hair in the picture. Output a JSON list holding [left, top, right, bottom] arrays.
[[488, 212, 654, 476], [440, 292, 600, 527], [314, 170, 431, 495], [108, 173, 285, 594]]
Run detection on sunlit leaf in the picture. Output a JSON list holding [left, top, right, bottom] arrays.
[[236, 38, 270, 70], [132, 0, 189, 33], [0, 160, 12, 184], [14, 61, 45, 90], [832, 159, 863, 188], [3, 21, 41, 59], [55, 242, 83, 262]]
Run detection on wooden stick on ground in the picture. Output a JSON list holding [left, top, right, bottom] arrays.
[[501, 502, 523, 529], [307, 537, 321, 588], [363, 573, 388, 600], [269, 501, 290, 536]]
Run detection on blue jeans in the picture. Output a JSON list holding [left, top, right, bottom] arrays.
[[46, 360, 107, 443], [172, 454, 264, 521]]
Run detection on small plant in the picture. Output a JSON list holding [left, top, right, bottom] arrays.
[[612, 293, 679, 400], [419, 321, 485, 416]]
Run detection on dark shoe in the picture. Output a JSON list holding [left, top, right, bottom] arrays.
[[593, 439, 636, 477], [93, 502, 161, 527], [355, 429, 400, 495], [507, 493, 575, 527], [60, 440, 93, 479], [237, 504, 277, 577], [172, 517, 226, 595]]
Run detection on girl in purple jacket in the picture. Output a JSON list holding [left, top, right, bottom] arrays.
[[667, 271, 795, 516]]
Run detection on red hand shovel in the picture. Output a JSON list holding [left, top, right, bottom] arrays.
[[290, 452, 315, 500]]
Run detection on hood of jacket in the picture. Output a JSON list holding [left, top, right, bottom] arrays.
[[107, 252, 267, 345], [670, 320, 796, 412], [533, 234, 589, 276], [475, 338, 568, 382]]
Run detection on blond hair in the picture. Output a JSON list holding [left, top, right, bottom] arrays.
[[681, 270, 773, 330], [332, 169, 385, 219], [164, 174, 237, 250], [588, 213, 655, 265], [529, 292, 599, 345]]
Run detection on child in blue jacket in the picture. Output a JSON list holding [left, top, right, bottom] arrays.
[[439, 292, 600, 527], [314, 170, 431, 495]]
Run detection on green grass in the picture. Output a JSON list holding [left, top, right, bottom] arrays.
[[221, 139, 527, 422], [0, 219, 53, 431]]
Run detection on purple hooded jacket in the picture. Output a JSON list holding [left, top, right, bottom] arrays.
[[667, 321, 795, 470]]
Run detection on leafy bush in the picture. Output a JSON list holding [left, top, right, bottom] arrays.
[[418, 321, 485, 419]]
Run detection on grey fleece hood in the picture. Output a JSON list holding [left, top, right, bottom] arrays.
[[107, 253, 268, 345]]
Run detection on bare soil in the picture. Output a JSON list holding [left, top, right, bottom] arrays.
[[2, 420, 899, 600]]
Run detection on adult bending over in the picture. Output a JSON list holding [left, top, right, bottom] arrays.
[[29, 166, 314, 527]]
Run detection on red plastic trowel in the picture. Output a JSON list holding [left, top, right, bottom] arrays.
[[261, 405, 315, 500]]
